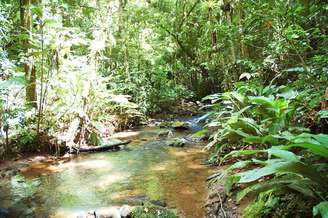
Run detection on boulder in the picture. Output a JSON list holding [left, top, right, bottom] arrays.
[[120, 205, 133, 218], [97, 207, 121, 218]]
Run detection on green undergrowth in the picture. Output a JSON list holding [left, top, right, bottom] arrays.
[[244, 191, 312, 218], [204, 81, 328, 217], [131, 203, 179, 218]]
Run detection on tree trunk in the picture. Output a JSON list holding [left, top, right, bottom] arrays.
[[20, 0, 37, 108], [69, 140, 131, 154]]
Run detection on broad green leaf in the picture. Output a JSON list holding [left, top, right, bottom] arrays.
[[267, 148, 299, 161], [236, 160, 327, 188], [313, 134, 328, 148], [249, 96, 274, 107], [222, 149, 264, 161], [277, 89, 298, 99], [317, 110, 328, 119], [224, 175, 240, 193], [236, 175, 315, 202], [313, 201, 328, 218], [279, 143, 328, 158]]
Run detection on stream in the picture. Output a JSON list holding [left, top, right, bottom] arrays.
[[0, 118, 211, 218]]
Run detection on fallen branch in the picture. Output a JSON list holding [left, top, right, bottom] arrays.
[[69, 140, 131, 154]]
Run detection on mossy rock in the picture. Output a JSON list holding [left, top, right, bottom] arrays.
[[159, 121, 171, 128], [158, 121, 189, 130], [166, 138, 186, 147], [171, 121, 189, 130], [131, 203, 178, 218], [157, 130, 173, 138]]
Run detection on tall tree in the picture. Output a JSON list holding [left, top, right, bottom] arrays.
[[20, 0, 37, 108]]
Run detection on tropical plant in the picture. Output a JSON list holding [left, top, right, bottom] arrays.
[[203, 82, 302, 162], [205, 81, 328, 217], [216, 132, 328, 217]]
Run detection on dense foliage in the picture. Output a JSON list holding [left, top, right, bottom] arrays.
[[0, 0, 327, 217], [200, 1, 328, 216], [204, 83, 328, 217]]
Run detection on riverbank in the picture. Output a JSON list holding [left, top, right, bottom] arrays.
[[0, 116, 217, 218], [0, 111, 245, 218]]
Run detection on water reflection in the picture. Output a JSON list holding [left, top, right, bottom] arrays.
[[0, 125, 211, 218]]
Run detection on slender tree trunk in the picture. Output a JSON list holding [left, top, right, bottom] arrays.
[[237, 7, 247, 58], [117, 0, 130, 82], [20, 0, 37, 108], [227, 13, 236, 64]]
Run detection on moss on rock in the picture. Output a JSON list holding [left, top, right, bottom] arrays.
[[166, 138, 186, 147], [171, 121, 189, 130], [131, 203, 179, 218]]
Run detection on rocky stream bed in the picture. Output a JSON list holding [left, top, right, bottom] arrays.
[[0, 117, 240, 218]]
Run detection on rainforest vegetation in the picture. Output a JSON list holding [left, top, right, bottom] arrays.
[[0, 0, 328, 217]]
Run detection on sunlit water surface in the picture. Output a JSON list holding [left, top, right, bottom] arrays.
[[0, 125, 211, 218]]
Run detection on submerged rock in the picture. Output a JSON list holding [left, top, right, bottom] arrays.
[[125, 194, 149, 205], [149, 200, 167, 208]]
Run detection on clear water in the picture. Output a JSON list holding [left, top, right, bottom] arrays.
[[0, 125, 211, 218]]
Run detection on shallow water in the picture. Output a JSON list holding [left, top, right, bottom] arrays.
[[0, 125, 211, 218]]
